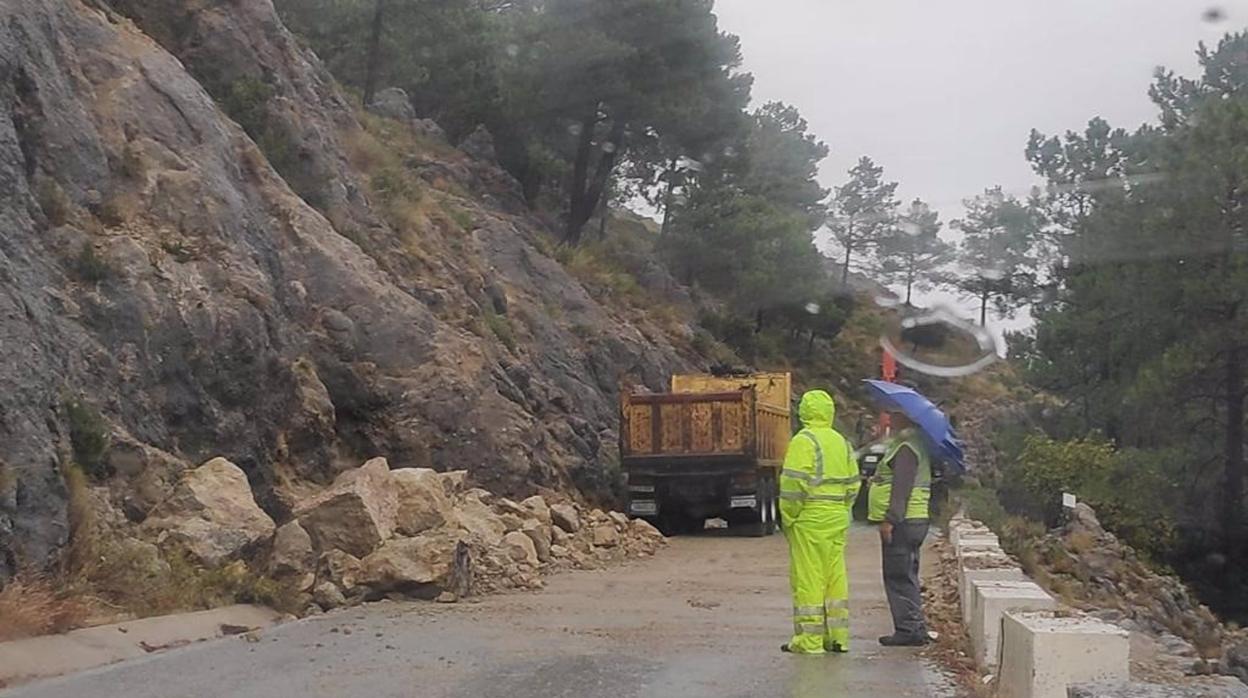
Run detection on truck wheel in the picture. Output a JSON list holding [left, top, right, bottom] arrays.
[[739, 472, 777, 538], [753, 471, 773, 536]]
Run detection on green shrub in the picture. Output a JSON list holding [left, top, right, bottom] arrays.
[[37, 179, 72, 226], [65, 398, 110, 479], [95, 197, 127, 228], [484, 311, 517, 352], [217, 77, 325, 210], [73, 244, 113, 282], [441, 203, 474, 232], [1001, 434, 1178, 561]]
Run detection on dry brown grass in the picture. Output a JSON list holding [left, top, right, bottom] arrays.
[[0, 577, 91, 641]]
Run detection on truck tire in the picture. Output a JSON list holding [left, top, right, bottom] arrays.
[[762, 470, 778, 536], [739, 471, 778, 537]]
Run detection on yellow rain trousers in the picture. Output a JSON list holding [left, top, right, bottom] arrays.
[[780, 390, 860, 654]]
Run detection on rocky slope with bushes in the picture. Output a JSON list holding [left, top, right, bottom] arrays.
[[0, 0, 702, 588]]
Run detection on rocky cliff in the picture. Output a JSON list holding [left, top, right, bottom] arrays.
[[0, 0, 699, 580]]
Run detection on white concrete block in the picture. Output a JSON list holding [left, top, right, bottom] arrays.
[[957, 549, 1021, 614], [969, 580, 1055, 668], [998, 611, 1129, 698], [960, 566, 1028, 624], [956, 541, 1006, 568], [950, 522, 992, 546], [956, 533, 1000, 549]]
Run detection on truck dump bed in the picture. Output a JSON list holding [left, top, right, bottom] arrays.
[[620, 372, 791, 470]]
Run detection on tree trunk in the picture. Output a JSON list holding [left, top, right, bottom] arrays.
[[1223, 345, 1245, 550], [362, 0, 386, 106], [979, 290, 989, 326], [597, 194, 610, 240], [659, 158, 678, 237], [565, 110, 623, 245], [841, 242, 852, 286], [754, 308, 765, 334], [904, 263, 915, 306]]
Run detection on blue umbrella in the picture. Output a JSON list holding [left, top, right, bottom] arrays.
[[862, 380, 966, 472]]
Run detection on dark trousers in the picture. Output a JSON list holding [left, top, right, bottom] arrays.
[[882, 520, 929, 637]]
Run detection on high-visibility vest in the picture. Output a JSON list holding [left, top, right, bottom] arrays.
[[867, 430, 932, 522], [779, 428, 860, 507]]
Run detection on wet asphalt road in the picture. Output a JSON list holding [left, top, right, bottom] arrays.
[[3, 524, 952, 698]]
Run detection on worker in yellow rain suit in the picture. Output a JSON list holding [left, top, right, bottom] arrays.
[[780, 390, 860, 655]]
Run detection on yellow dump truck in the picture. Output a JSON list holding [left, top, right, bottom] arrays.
[[619, 372, 792, 535]]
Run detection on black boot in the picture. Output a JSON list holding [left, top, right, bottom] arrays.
[[878, 633, 929, 647]]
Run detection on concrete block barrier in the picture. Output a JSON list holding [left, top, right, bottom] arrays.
[[968, 580, 1055, 668], [960, 567, 1028, 624], [957, 548, 1018, 607], [998, 611, 1129, 698]]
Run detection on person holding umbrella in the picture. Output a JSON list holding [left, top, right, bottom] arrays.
[[862, 380, 964, 647]]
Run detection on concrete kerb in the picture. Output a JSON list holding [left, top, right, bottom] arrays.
[[0, 605, 284, 688], [968, 579, 1056, 669], [998, 610, 1129, 698]]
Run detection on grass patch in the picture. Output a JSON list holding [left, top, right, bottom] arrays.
[[443, 203, 474, 232], [484, 311, 517, 352], [215, 76, 325, 210], [64, 398, 110, 479], [73, 244, 113, 283], [37, 178, 71, 227], [95, 197, 127, 228], [0, 577, 90, 641]]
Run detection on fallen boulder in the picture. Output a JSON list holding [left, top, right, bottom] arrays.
[[390, 468, 452, 536], [318, 549, 362, 591], [313, 581, 347, 610], [297, 458, 397, 557], [521, 519, 552, 562], [592, 524, 620, 548], [630, 518, 664, 540], [269, 520, 315, 583], [503, 530, 539, 566], [551, 503, 580, 533], [521, 495, 551, 525], [452, 492, 506, 545], [143, 457, 275, 565], [358, 532, 460, 595]]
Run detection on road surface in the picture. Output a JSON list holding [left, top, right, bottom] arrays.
[[3, 523, 953, 698]]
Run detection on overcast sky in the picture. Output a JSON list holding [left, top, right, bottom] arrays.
[[712, 0, 1247, 346]]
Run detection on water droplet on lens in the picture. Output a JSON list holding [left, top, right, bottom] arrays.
[[880, 305, 998, 377], [899, 221, 921, 236], [567, 123, 583, 136], [804, 302, 820, 315], [506, 43, 520, 57], [601, 142, 617, 153], [1203, 6, 1226, 22]]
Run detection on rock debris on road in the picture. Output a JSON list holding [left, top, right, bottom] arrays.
[[3, 524, 953, 698]]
